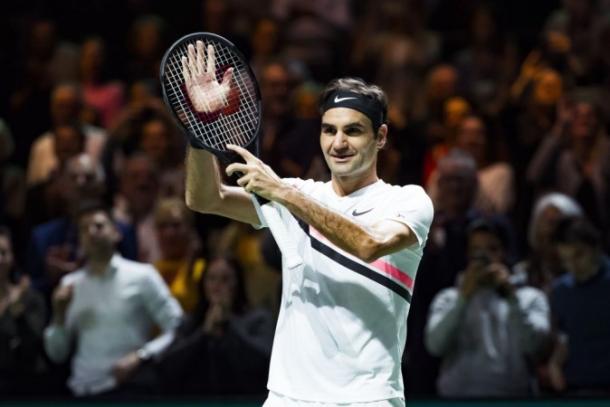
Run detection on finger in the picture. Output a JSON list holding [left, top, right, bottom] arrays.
[[226, 144, 256, 163], [226, 162, 249, 177], [196, 40, 205, 75], [221, 67, 233, 87], [206, 44, 215, 74], [237, 174, 252, 188], [181, 56, 191, 86], [188, 44, 197, 78]]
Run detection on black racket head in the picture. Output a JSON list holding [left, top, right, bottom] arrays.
[[160, 32, 262, 163]]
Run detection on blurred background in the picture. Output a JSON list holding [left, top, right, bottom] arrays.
[[1, 0, 610, 404]]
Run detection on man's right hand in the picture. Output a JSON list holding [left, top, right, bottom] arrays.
[[459, 262, 484, 299], [182, 41, 234, 114], [52, 284, 73, 325]]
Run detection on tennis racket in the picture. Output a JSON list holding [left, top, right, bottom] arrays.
[[160, 32, 302, 269]]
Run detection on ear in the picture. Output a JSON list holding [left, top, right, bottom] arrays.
[[376, 124, 388, 149]]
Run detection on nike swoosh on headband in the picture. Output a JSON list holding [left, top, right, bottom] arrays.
[[352, 208, 374, 216], [334, 96, 358, 103]]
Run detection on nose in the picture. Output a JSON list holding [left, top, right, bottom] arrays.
[[87, 222, 103, 236], [332, 131, 348, 150]]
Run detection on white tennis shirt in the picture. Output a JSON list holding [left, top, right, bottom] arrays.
[[266, 179, 434, 403]]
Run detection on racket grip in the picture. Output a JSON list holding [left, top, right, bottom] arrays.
[[253, 197, 303, 270], [254, 194, 269, 205]]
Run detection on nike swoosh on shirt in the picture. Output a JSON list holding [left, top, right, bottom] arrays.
[[352, 208, 373, 216], [334, 96, 358, 103]]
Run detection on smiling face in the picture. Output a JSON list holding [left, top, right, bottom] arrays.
[[320, 108, 386, 192]]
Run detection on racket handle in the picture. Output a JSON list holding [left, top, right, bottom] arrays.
[[254, 194, 269, 205], [252, 196, 303, 270]]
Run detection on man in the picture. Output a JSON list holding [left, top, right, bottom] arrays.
[[425, 218, 550, 398], [548, 216, 610, 394], [183, 42, 434, 406], [26, 153, 137, 302], [405, 149, 482, 396], [43, 203, 182, 397], [113, 153, 161, 263], [27, 83, 107, 186]]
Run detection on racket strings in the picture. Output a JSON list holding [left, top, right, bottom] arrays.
[[163, 38, 260, 152]]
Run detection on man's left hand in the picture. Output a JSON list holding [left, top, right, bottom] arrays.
[[225, 144, 287, 201], [112, 352, 141, 384]]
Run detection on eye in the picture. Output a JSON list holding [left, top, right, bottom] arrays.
[[321, 125, 336, 135], [344, 126, 363, 135]]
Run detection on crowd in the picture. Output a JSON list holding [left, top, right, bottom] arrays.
[[0, 0, 609, 400]]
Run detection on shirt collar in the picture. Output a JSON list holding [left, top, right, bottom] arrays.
[[85, 254, 120, 278]]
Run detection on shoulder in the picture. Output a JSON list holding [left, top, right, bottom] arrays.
[[481, 162, 514, 178], [551, 273, 574, 295], [404, 185, 433, 206], [386, 184, 433, 205], [283, 177, 326, 195], [83, 125, 107, 140], [60, 269, 87, 287], [432, 287, 460, 303], [114, 256, 158, 280], [238, 307, 275, 328], [31, 219, 69, 244], [386, 184, 434, 223], [515, 286, 547, 303], [31, 133, 53, 150]]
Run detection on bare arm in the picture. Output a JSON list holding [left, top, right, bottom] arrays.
[[185, 147, 259, 225], [225, 145, 420, 262], [277, 187, 418, 262]]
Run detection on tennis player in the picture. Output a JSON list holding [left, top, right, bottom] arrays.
[[183, 44, 434, 407]]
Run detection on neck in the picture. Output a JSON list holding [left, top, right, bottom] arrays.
[[575, 257, 601, 283], [331, 172, 379, 197], [88, 252, 114, 275]]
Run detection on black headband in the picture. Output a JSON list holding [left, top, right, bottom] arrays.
[[321, 91, 386, 132]]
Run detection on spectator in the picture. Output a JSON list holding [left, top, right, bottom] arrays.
[[79, 37, 125, 129], [24, 123, 87, 228], [156, 255, 274, 396], [25, 19, 79, 86], [153, 198, 205, 315], [548, 216, 610, 395], [507, 62, 564, 168], [543, 0, 601, 84], [425, 218, 550, 398], [0, 119, 26, 241], [113, 153, 161, 263], [456, 116, 515, 215], [26, 83, 107, 186], [0, 227, 47, 395], [44, 203, 183, 397], [420, 96, 472, 186], [405, 149, 481, 396], [453, 4, 517, 117], [528, 97, 610, 232], [250, 17, 282, 79], [258, 60, 319, 178], [126, 15, 167, 83], [514, 193, 583, 292], [26, 153, 137, 302], [428, 116, 515, 215], [412, 64, 459, 126], [102, 101, 181, 197]]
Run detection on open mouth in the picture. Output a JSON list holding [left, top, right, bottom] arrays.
[[330, 154, 354, 162]]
